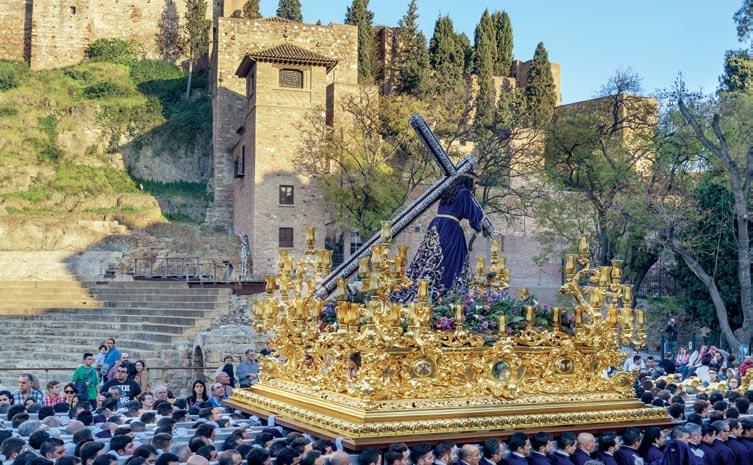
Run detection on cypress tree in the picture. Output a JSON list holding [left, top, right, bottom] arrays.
[[243, 0, 261, 19], [428, 15, 465, 94], [525, 42, 557, 127], [396, 0, 429, 96], [473, 10, 497, 75], [457, 32, 473, 75], [491, 11, 513, 76], [276, 0, 302, 22], [345, 0, 375, 83], [473, 10, 496, 127], [184, 0, 211, 99]]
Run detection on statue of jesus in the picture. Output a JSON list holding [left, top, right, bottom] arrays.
[[397, 173, 488, 302]]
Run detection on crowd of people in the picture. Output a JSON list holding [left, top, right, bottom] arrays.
[[1, 336, 752, 465]]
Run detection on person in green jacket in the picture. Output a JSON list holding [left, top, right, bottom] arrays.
[[72, 352, 99, 401]]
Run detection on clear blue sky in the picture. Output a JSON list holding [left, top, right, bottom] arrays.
[[258, 0, 742, 103]]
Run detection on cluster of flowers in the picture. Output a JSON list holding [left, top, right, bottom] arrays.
[[317, 289, 575, 335]]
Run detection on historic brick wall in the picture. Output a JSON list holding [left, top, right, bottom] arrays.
[[208, 17, 358, 233], [28, 0, 195, 70], [0, 0, 32, 62]]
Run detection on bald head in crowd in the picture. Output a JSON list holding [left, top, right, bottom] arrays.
[[187, 455, 210, 465], [329, 451, 351, 465], [577, 433, 596, 452]]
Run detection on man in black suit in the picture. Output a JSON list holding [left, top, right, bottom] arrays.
[[411, 444, 436, 465], [550, 433, 576, 465], [572, 433, 595, 465], [457, 445, 481, 465], [504, 433, 530, 465], [481, 439, 504, 465], [615, 428, 642, 465], [710, 420, 736, 465], [740, 419, 753, 453], [596, 434, 619, 465], [724, 419, 751, 465], [434, 442, 456, 465], [527, 433, 552, 465]]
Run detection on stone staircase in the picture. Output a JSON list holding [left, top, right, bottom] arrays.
[[0, 281, 102, 313], [0, 281, 231, 388]]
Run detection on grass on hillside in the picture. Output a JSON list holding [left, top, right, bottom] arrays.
[[0, 41, 211, 222]]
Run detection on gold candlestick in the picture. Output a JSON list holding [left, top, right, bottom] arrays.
[[380, 221, 392, 243], [552, 307, 561, 327], [358, 257, 369, 277], [575, 307, 584, 326], [336, 278, 346, 299], [519, 287, 529, 300], [598, 266, 611, 288], [371, 245, 383, 265], [417, 279, 429, 303], [636, 308, 645, 325], [476, 256, 485, 276], [565, 254, 577, 275], [578, 235, 589, 257], [525, 305, 535, 325], [455, 304, 463, 326], [610, 259, 622, 283], [622, 285, 633, 305], [306, 226, 316, 249], [265, 275, 275, 294], [497, 314, 507, 334], [491, 238, 499, 255]]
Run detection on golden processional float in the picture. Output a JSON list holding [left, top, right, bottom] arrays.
[[224, 115, 669, 448]]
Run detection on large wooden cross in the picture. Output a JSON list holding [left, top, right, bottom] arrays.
[[315, 114, 495, 298]]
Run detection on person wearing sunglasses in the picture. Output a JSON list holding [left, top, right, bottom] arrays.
[[72, 352, 100, 402], [100, 365, 142, 402], [62, 383, 79, 409]]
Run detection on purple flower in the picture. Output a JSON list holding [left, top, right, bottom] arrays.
[[481, 321, 489, 329]]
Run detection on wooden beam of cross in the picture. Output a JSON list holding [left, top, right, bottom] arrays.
[[314, 114, 495, 298]]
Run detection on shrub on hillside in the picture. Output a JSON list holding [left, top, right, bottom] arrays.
[[86, 39, 137, 64], [50, 163, 140, 196], [129, 59, 183, 84], [84, 81, 132, 99], [0, 61, 25, 91]]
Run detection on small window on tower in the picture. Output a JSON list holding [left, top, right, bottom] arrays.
[[279, 185, 294, 205], [279, 227, 294, 248], [70, 6, 76, 14], [279, 69, 303, 88]]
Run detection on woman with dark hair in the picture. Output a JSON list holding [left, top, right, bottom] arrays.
[[186, 380, 208, 408], [638, 426, 665, 465], [63, 383, 78, 409], [397, 173, 487, 301], [134, 360, 149, 394]]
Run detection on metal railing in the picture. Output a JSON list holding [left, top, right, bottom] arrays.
[[133, 258, 231, 282], [0, 366, 218, 391]]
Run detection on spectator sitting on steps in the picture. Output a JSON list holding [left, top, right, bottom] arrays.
[[101, 366, 141, 403], [13, 374, 44, 406]]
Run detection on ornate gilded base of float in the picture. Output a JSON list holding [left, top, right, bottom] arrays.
[[225, 380, 670, 449]]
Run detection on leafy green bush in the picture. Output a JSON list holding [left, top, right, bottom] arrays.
[[0, 59, 27, 91], [84, 81, 132, 99], [39, 142, 64, 163], [86, 39, 136, 64], [130, 59, 183, 84], [4, 186, 53, 204]]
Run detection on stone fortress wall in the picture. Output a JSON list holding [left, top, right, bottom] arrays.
[[0, 0, 215, 70]]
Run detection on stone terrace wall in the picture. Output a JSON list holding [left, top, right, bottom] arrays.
[[29, 0, 193, 70], [0, 0, 31, 62], [207, 17, 358, 229]]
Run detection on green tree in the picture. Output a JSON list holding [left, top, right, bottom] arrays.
[[276, 0, 302, 22], [297, 91, 433, 236], [473, 10, 496, 76], [428, 15, 465, 95], [183, 0, 211, 99], [525, 42, 557, 127], [535, 69, 658, 297], [396, 0, 429, 96], [473, 11, 496, 128], [722, 50, 753, 93], [344, 0, 375, 83], [491, 11, 513, 76], [457, 32, 473, 75], [243, 0, 261, 19]]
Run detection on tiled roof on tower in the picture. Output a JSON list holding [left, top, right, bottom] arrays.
[[236, 43, 338, 76]]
